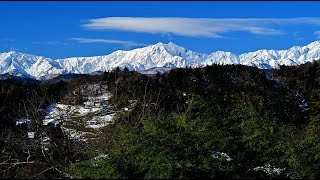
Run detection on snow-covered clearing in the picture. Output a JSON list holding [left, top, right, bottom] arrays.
[[15, 83, 116, 142], [42, 84, 116, 140]]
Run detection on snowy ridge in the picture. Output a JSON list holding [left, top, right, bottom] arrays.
[[1, 41, 320, 79]]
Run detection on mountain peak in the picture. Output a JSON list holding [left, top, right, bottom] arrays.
[[166, 42, 185, 49], [151, 42, 184, 49], [2, 51, 18, 56], [8, 50, 17, 54], [154, 42, 165, 46], [306, 40, 320, 48], [1, 51, 32, 57]]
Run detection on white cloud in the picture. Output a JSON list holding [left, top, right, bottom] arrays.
[[32, 41, 68, 46], [0, 38, 15, 42], [82, 17, 320, 38], [314, 31, 320, 39], [69, 38, 146, 48], [9, 47, 28, 51]]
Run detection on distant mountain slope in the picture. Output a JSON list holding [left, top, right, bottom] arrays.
[[1, 41, 320, 79]]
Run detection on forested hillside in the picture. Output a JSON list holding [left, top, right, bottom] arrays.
[[1, 61, 320, 179]]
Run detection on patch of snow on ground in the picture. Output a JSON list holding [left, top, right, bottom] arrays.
[[75, 106, 101, 116], [253, 164, 286, 176], [211, 151, 232, 161], [27, 132, 35, 139], [16, 118, 31, 126], [85, 114, 114, 129], [95, 93, 111, 101], [63, 128, 91, 142], [299, 99, 309, 112], [94, 154, 109, 160], [43, 118, 59, 126]]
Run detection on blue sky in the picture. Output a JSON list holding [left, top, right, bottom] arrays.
[[1, 1, 320, 59]]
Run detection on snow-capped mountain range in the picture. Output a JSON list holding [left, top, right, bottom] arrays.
[[1, 41, 320, 80]]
